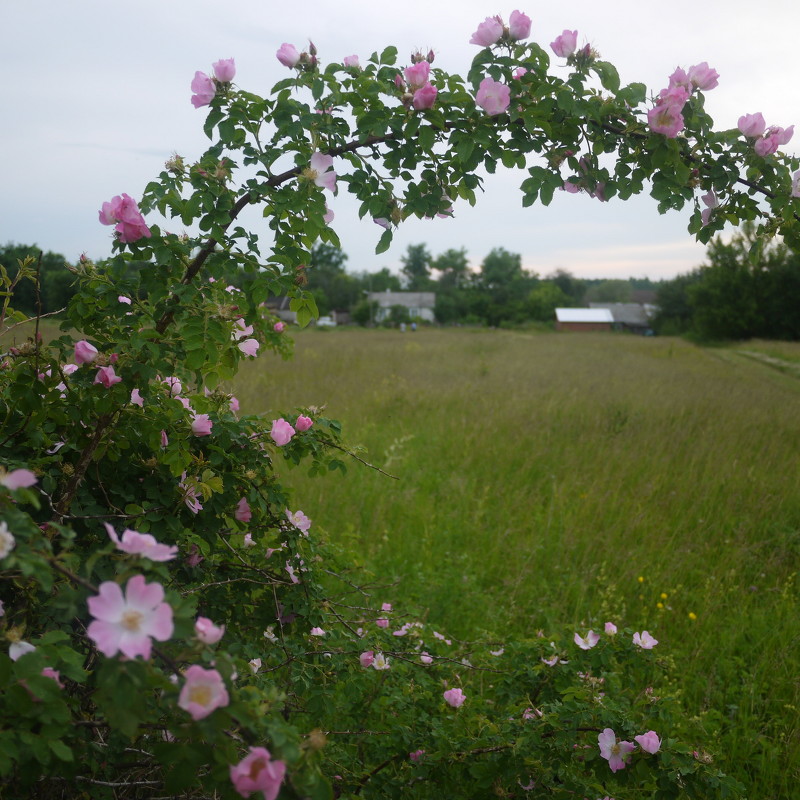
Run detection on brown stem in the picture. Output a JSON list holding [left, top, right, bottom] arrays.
[[53, 412, 114, 518], [154, 131, 403, 335]]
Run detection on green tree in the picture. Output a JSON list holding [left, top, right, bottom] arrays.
[[585, 279, 633, 303], [400, 243, 432, 290], [307, 242, 360, 315], [527, 281, 571, 321], [0, 243, 75, 314], [432, 247, 470, 289]]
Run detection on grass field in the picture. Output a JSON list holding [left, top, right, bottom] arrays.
[[234, 327, 799, 797]]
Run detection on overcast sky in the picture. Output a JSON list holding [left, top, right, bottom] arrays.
[[2, 0, 798, 281]]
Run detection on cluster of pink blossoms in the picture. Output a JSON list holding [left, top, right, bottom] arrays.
[[648, 62, 719, 138], [737, 112, 794, 157], [190, 58, 236, 108], [469, 10, 531, 46], [98, 193, 151, 243], [598, 727, 661, 772], [276, 41, 320, 70], [398, 58, 438, 111]]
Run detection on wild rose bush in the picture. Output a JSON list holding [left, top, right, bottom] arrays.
[[2, 11, 798, 798]]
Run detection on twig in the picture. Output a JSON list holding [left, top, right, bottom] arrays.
[[33, 251, 42, 376], [0, 307, 66, 338], [53, 412, 116, 518], [323, 441, 399, 480]]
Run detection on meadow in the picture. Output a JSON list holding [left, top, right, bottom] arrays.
[[234, 327, 799, 797]]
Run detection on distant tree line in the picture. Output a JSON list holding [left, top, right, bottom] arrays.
[[25, 233, 800, 340], [305, 241, 656, 328], [653, 225, 800, 340], [1, 243, 78, 315]]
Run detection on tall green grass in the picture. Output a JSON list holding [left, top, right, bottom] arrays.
[[234, 328, 799, 795]]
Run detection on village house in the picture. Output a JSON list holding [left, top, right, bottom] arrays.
[[555, 307, 614, 332], [589, 303, 655, 334], [367, 290, 436, 323]]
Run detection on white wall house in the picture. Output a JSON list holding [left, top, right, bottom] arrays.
[[367, 291, 436, 323]]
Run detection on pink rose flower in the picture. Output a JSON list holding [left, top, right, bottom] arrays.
[[309, 152, 337, 193], [633, 630, 658, 649], [404, 61, 430, 90], [98, 193, 151, 242], [359, 650, 374, 668], [343, 54, 360, 68], [512, 67, 528, 80], [470, 16, 504, 46], [41, 667, 64, 688], [634, 730, 662, 754], [0, 468, 37, 490], [212, 58, 236, 83], [738, 112, 766, 138], [373, 217, 391, 230], [238, 338, 260, 357], [195, 616, 225, 644], [9, 641, 35, 660], [191, 71, 216, 108], [688, 62, 719, 91], [574, 630, 600, 650], [286, 508, 312, 534], [508, 10, 531, 41], [229, 395, 240, 413], [94, 366, 122, 388], [475, 77, 511, 116], [409, 749, 425, 762], [295, 414, 313, 432], [104, 522, 178, 562], [443, 687, 466, 707], [232, 318, 254, 340], [229, 746, 286, 800], [420, 652, 433, 664], [87, 575, 174, 660], [647, 102, 684, 138], [375, 618, 389, 628], [551, 30, 578, 58], [668, 67, 691, 90], [178, 665, 229, 720], [604, 621, 617, 635], [754, 125, 794, 157], [413, 82, 438, 110], [191, 414, 213, 437], [310, 626, 325, 636], [700, 189, 719, 226], [657, 85, 690, 107], [276, 43, 300, 68], [235, 497, 252, 523], [118, 295, 132, 304], [74, 340, 99, 364], [270, 418, 295, 446], [273, 321, 286, 333], [130, 388, 144, 407], [162, 376, 182, 396], [598, 728, 635, 772], [381, 602, 392, 612], [323, 204, 335, 223]]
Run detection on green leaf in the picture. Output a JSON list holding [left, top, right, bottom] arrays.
[[375, 229, 393, 255], [379, 46, 398, 65], [593, 61, 620, 93], [418, 125, 435, 152], [48, 740, 73, 762]]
